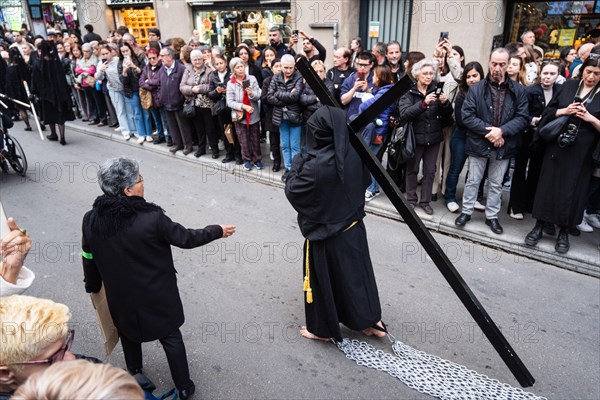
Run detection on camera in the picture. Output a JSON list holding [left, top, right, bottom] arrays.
[[558, 123, 578, 148]]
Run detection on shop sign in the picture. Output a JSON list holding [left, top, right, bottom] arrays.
[[369, 21, 380, 38], [558, 29, 577, 46], [106, 0, 152, 5]]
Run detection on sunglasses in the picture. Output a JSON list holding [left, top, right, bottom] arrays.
[[8, 330, 74, 366]]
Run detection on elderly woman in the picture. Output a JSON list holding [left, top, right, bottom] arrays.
[[199, 45, 213, 69], [139, 47, 170, 145], [525, 56, 600, 254], [180, 49, 218, 158], [397, 58, 453, 215], [81, 157, 235, 400], [96, 44, 132, 140], [267, 54, 305, 181], [226, 57, 263, 171], [75, 42, 107, 126]]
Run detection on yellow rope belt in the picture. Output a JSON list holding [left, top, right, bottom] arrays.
[[304, 220, 359, 304]]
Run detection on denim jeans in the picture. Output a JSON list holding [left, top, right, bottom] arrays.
[[444, 128, 467, 204], [150, 106, 169, 138], [367, 143, 383, 193], [108, 90, 132, 136], [279, 120, 302, 170], [125, 92, 152, 137]]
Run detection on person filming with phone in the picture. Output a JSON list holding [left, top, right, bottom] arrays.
[[340, 51, 375, 118]]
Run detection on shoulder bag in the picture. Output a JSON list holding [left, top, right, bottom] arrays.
[[537, 115, 569, 143], [231, 109, 245, 122], [182, 98, 196, 118], [387, 120, 415, 171], [139, 87, 153, 110], [282, 106, 302, 126]]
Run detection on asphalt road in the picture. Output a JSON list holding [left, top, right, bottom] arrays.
[[2, 123, 599, 399]]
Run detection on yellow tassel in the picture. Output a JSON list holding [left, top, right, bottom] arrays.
[[306, 288, 313, 303], [304, 239, 313, 303], [303, 276, 309, 291]]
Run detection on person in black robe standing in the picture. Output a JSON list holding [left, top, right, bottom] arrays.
[[526, 56, 600, 254], [5, 48, 32, 130], [284, 106, 386, 342], [31, 40, 74, 144]]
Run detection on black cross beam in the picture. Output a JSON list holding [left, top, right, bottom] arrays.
[[295, 56, 535, 388]]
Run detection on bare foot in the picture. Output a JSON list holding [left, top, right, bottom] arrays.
[[300, 326, 331, 342], [362, 321, 387, 338]]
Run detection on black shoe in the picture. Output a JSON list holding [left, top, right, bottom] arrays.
[[525, 221, 544, 246], [455, 213, 471, 227], [130, 370, 156, 392], [555, 229, 569, 254], [211, 152, 220, 159], [235, 158, 243, 165], [543, 222, 556, 236], [431, 193, 438, 202], [109, 122, 119, 128], [272, 162, 281, 172], [178, 382, 196, 400], [166, 138, 173, 147], [59, 138, 66, 145], [153, 137, 165, 144], [281, 169, 290, 182], [46, 134, 59, 141], [40, 124, 46, 131], [420, 203, 434, 215], [222, 155, 235, 163], [194, 150, 205, 158], [24, 126, 32, 131], [485, 218, 503, 234]]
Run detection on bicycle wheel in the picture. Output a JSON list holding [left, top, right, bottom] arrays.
[[5, 135, 28, 176]]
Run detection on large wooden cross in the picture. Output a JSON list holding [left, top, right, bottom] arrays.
[[295, 56, 535, 387]]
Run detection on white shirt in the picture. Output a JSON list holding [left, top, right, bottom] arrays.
[[0, 266, 35, 296]]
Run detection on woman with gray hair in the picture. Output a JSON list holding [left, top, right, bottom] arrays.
[[82, 156, 236, 400], [75, 42, 107, 126], [180, 49, 218, 158], [226, 57, 263, 171], [397, 58, 453, 215]]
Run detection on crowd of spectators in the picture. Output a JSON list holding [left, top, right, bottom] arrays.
[[1, 24, 599, 250]]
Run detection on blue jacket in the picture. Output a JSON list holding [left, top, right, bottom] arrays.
[[358, 83, 395, 138], [340, 70, 374, 118]]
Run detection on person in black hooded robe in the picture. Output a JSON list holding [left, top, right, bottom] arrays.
[[31, 40, 74, 145], [284, 105, 386, 342]]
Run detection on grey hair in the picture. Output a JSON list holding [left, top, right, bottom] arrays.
[[123, 33, 136, 44], [229, 57, 244, 70], [97, 157, 139, 196], [160, 47, 175, 58], [81, 43, 92, 52], [281, 54, 295, 65], [411, 58, 439, 81], [190, 49, 202, 60], [212, 46, 224, 56]]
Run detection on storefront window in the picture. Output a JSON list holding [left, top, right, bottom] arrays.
[[510, 1, 600, 58], [0, 0, 26, 31], [41, 0, 77, 30], [114, 7, 156, 46], [192, 9, 292, 53]]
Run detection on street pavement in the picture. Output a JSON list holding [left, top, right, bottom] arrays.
[[1, 120, 599, 399]]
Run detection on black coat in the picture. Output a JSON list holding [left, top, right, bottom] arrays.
[[397, 83, 453, 146], [532, 80, 600, 227], [208, 69, 232, 117], [266, 70, 304, 127], [299, 79, 334, 123], [261, 76, 276, 132], [461, 75, 529, 159], [82, 195, 223, 342]]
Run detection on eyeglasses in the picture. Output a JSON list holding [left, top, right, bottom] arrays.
[[7, 330, 74, 366], [357, 63, 371, 68], [588, 53, 600, 60], [134, 175, 144, 185]]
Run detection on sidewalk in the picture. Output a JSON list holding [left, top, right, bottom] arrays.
[[66, 120, 600, 278]]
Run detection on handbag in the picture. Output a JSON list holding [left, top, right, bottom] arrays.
[[231, 109, 245, 122], [281, 106, 302, 125], [182, 98, 196, 118], [223, 123, 235, 144], [139, 88, 153, 110], [387, 120, 415, 171], [537, 115, 569, 143]]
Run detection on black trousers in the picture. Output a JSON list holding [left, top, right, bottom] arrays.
[[120, 328, 193, 391]]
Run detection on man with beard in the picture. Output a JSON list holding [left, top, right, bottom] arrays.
[[455, 48, 528, 235], [299, 30, 326, 62], [284, 106, 386, 342], [385, 40, 404, 82], [268, 26, 296, 59]]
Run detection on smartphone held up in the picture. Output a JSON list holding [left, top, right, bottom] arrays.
[[439, 32, 449, 43]]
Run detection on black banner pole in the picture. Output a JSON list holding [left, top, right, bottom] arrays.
[[295, 56, 535, 387]]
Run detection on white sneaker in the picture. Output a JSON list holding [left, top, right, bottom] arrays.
[[145, 136, 153, 142], [123, 133, 131, 140], [137, 137, 145, 144], [577, 219, 594, 233], [365, 190, 380, 202], [218, 139, 225, 151], [447, 202, 460, 213], [114, 126, 121, 132], [585, 212, 600, 229], [510, 211, 524, 220], [474, 201, 486, 211]]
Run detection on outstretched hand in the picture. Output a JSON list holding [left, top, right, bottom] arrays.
[[220, 225, 236, 238], [0, 218, 31, 284]]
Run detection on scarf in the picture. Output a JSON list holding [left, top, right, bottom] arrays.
[[87, 195, 163, 239], [231, 75, 251, 125]]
